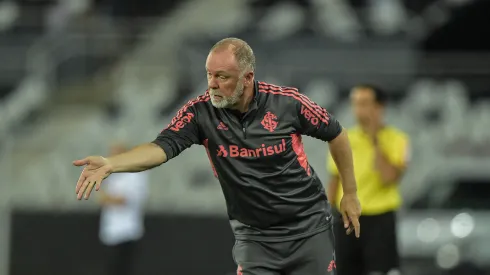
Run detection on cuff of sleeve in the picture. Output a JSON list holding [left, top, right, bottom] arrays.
[[326, 122, 343, 142], [151, 140, 174, 162]]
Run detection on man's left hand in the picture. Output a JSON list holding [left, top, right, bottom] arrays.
[[339, 192, 362, 238]]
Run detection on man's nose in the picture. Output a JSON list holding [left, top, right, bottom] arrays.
[[208, 76, 219, 89]]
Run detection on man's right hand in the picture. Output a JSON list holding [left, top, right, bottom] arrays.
[[73, 156, 112, 200]]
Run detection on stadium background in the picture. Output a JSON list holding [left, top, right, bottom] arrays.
[[0, 0, 489, 274]]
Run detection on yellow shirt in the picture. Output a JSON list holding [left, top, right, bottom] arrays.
[[327, 126, 410, 215]]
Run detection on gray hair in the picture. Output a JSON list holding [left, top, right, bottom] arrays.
[[210, 37, 256, 74]]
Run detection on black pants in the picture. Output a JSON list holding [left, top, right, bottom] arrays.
[[105, 240, 138, 275], [233, 228, 336, 275], [334, 211, 400, 275]]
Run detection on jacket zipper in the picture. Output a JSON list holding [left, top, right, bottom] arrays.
[[242, 124, 247, 139]]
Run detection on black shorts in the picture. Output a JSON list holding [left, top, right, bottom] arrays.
[[333, 210, 400, 275], [104, 240, 139, 275], [233, 228, 337, 275]]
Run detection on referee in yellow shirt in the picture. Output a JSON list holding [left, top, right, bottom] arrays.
[[327, 84, 410, 275]]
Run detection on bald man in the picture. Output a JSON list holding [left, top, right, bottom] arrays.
[[74, 38, 360, 275]]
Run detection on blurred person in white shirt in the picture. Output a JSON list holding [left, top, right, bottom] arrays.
[[99, 142, 149, 275]]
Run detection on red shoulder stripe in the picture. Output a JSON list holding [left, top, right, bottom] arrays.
[[258, 82, 328, 118], [258, 83, 329, 125], [165, 93, 210, 129]]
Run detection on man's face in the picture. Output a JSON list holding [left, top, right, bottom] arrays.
[[205, 48, 246, 108], [350, 88, 383, 125]]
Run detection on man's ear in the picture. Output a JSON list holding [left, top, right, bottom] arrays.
[[244, 71, 254, 86]]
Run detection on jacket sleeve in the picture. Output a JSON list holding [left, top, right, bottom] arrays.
[[152, 99, 203, 161], [293, 91, 342, 142]]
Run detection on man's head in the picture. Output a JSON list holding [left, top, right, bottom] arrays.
[[350, 84, 387, 126], [206, 37, 255, 109]]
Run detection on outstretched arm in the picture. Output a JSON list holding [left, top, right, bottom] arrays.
[[73, 143, 166, 200], [74, 99, 203, 200], [108, 143, 168, 172], [108, 100, 204, 172]]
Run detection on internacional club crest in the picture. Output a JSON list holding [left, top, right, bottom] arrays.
[[261, 111, 278, 132]]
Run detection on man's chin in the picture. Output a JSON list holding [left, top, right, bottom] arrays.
[[211, 99, 229, 108]]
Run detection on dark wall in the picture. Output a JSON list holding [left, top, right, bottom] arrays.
[[422, 0, 490, 52], [9, 211, 236, 275]]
